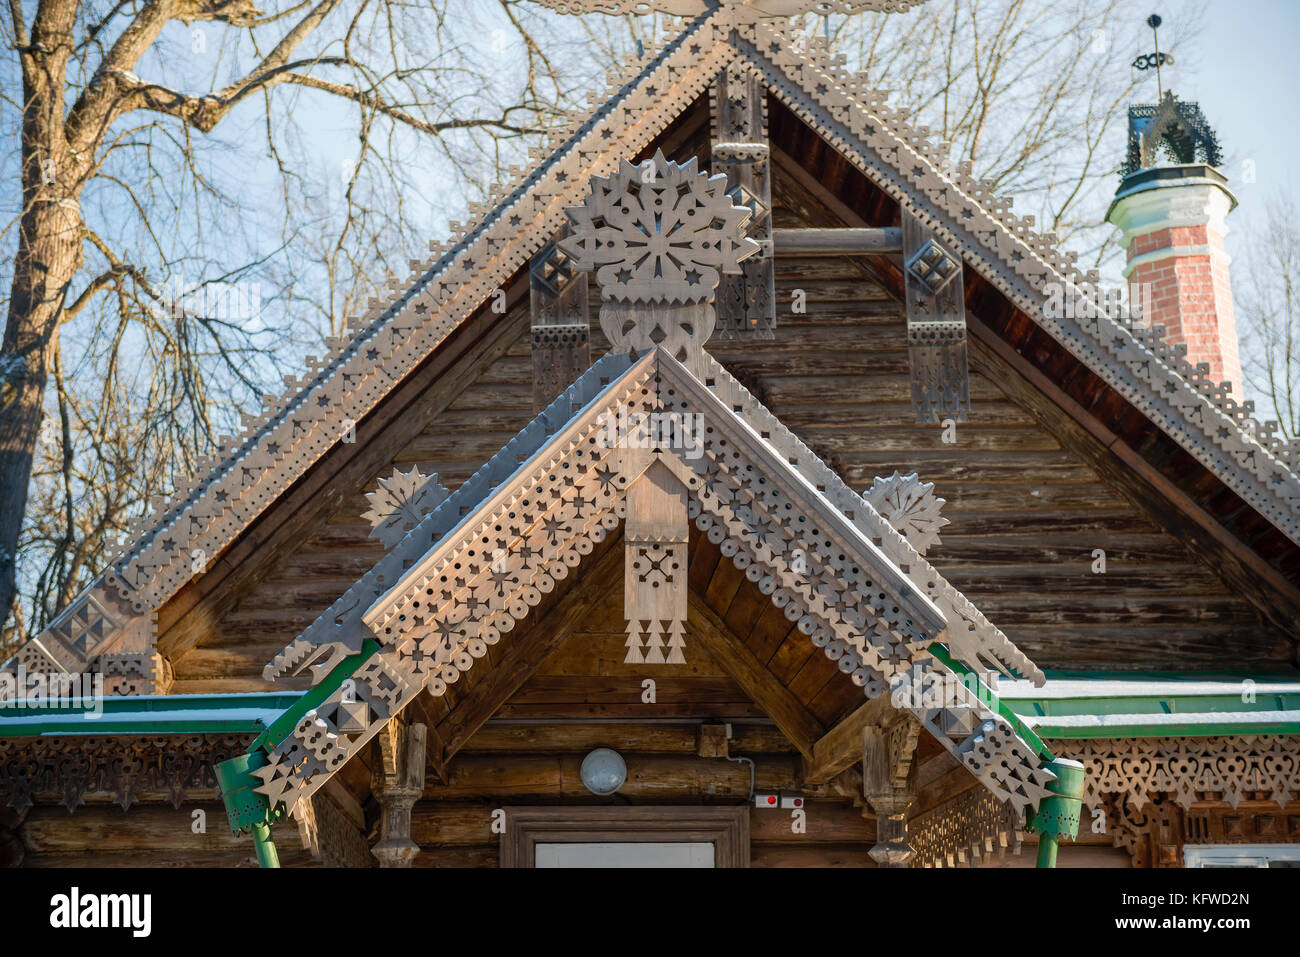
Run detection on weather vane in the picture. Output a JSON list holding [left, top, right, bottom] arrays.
[[1121, 12, 1221, 178], [1133, 13, 1174, 96]]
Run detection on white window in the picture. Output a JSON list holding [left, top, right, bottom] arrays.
[[1184, 844, 1300, 868], [535, 842, 715, 868]]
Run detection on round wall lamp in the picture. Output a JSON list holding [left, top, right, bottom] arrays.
[[580, 748, 627, 796]]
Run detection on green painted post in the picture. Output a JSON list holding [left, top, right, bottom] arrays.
[[1036, 832, 1059, 868], [213, 639, 381, 867], [215, 750, 285, 869], [251, 822, 281, 869], [1029, 758, 1085, 869]]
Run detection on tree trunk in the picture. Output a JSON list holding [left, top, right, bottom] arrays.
[[1, 199, 84, 633], [1, 1, 84, 633]]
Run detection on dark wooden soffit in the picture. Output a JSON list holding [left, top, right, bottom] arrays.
[[768, 94, 1300, 642]]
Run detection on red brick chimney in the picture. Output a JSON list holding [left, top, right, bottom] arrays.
[[1107, 164, 1241, 396], [1106, 84, 1240, 397]]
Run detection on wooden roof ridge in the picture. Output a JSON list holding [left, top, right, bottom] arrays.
[[10, 6, 1296, 690], [248, 346, 1056, 822]]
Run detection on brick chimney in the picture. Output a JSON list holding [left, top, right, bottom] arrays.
[[1106, 90, 1241, 397], [1107, 165, 1241, 395]]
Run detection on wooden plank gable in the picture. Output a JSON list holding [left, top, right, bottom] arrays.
[[173, 100, 1292, 696]]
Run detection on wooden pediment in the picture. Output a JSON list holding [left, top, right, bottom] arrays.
[[249, 347, 1055, 823]]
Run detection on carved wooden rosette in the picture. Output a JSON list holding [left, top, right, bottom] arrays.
[[902, 210, 970, 423], [864, 471, 948, 556], [530, 230, 591, 410], [561, 150, 758, 665], [711, 61, 776, 338], [361, 466, 450, 551]]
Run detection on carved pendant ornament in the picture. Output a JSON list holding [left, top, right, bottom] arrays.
[[711, 59, 776, 338], [561, 150, 757, 663], [558, 150, 757, 363]]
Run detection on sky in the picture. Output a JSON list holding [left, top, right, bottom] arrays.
[[1165, 0, 1300, 257]]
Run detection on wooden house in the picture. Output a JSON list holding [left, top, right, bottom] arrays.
[[2, 0, 1298, 869]]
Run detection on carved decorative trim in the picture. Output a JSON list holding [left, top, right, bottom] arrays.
[[1055, 735, 1300, 811], [1104, 792, 1300, 868], [736, 17, 1300, 540], [259, 348, 1052, 819], [1, 584, 156, 697], [10, 12, 744, 680], [909, 786, 1024, 869], [691, 351, 1043, 684], [1106, 794, 1184, 868], [0, 734, 251, 815], [19, 5, 1297, 691]]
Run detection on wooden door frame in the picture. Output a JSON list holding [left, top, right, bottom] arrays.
[[499, 806, 750, 867]]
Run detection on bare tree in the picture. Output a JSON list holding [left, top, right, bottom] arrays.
[[1239, 191, 1300, 442], [805, 0, 1203, 270], [0, 0, 575, 649]]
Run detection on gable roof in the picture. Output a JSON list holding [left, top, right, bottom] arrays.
[[11, 6, 1298, 689], [250, 344, 1056, 820]]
